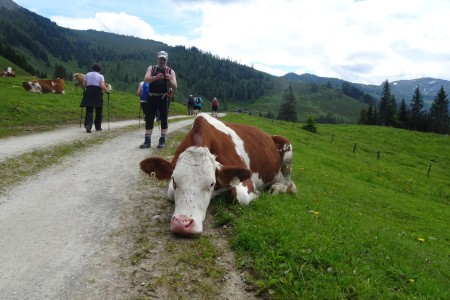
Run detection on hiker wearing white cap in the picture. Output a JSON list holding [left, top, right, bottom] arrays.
[[140, 50, 177, 148]]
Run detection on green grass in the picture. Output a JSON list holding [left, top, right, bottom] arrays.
[[0, 75, 187, 138], [1, 74, 448, 298], [215, 114, 450, 299]]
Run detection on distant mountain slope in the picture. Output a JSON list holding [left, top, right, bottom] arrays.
[[283, 73, 450, 108], [0, 0, 19, 9]]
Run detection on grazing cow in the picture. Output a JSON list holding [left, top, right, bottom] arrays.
[[140, 113, 297, 236], [72, 73, 85, 91], [22, 79, 65, 94], [72, 73, 112, 92]]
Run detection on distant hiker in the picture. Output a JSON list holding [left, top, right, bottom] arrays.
[[211, 97, 219, 117], [80, 63, 111, 133], [187, 95, 195, 116], [193, 96, 202, 116], [137, 81, 149, 106], [136, 80, 149, 125], [140, 50, 177, 148]]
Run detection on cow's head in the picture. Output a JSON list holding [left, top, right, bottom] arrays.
[[22, 81, 42, 93], [140, 146, 251, 236]]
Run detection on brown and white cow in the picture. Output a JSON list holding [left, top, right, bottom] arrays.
[[0, 67, 16, 77], [72, 73, 85, 91], [140, 113, 297, 236], [22, 79, 65, 94]]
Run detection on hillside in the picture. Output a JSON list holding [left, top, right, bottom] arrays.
[[284, 73, 450, 108], [0, 0, 375, 122]]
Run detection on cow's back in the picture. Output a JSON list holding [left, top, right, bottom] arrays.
[[174, 115, 283, 183], [226, 122, 282, 183]]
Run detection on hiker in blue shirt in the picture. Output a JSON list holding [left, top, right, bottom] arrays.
[[193, 96, 202, 116]]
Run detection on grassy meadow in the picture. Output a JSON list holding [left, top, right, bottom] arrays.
[[0, 75, 188, 138], [216, 114, 449, 299], [1, 74, 448, 299]]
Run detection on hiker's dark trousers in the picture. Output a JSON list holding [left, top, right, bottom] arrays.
[[85, 106, 103, 130]]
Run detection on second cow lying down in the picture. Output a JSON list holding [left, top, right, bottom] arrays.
[[140, 113, 297, 236], [23, 79, 65, 94]]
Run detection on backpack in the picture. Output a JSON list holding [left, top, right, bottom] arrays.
[[140, 82, 149, 101], [150, 66, 172, 95], [195, 97, 202, 106], [188, 96, 195, 105], [212, 99, 219, 107]]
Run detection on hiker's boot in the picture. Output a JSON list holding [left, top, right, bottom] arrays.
[[157, 137, 166, 149], [139, 136, 151, 148]]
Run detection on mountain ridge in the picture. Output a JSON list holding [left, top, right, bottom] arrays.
[[282, 73, 450, 108]]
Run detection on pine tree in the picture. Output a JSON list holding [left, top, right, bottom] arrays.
[[397, 98, 410, 129], [390, 94, 398, 126], [302, 115, 317, 132], [429, 86, 449, 134], [379, 80, 395, 126], [367, 105, 376, 125], [358, 108, 368, 125], [277, 86, 297, 122], [53, 64, 67, 79], [410, 86, 425, 131]]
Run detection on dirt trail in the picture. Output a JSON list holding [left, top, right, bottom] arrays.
[[0, 118, 257, 299]]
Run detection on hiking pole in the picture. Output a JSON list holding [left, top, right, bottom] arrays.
[[107, 92, 110, 131], [138, 105, 142, 128], [79, 107, 83, 128]]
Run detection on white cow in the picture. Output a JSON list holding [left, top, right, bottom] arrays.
[[72, 73, 85, 91]]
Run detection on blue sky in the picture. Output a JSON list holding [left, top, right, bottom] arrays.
[[13, 0, 450, 85]]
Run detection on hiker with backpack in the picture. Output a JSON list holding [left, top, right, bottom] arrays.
[[211, 97, 219, 117], [136, 80, 149, 125], [139, 50, 177, 149], [193, 96, 202, 116], [187, 95, 195, 116]]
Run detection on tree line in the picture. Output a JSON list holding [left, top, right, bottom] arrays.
[[358, 80, 449, 134]]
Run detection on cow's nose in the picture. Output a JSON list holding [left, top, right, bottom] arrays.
[[170, 215, 200, 236]]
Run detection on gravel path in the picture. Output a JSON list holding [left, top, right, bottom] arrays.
[[0, 118, 193, 299], [0, 116, 256, 299]]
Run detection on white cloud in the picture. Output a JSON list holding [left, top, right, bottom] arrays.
[[52, 12, 156, 39], [15, 0, 450, 84]]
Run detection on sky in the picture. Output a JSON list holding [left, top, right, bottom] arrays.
[[13, 0, 450, 85]]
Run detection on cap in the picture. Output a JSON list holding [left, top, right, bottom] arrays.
[[158, 51, 168, 60]]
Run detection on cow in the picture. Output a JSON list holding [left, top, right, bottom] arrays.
[[22, 79, 65, 94], [72, 73, 112, 92], [0, 67, 16, 77], [72, 73, 85, 91], [140, 113, 297, 236]]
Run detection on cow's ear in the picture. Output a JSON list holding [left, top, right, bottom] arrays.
[[216, 166, 252, 186], [140, 157, 174, 181]]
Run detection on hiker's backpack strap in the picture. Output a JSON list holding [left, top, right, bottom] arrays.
[[165, 67, 171, 94]]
